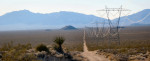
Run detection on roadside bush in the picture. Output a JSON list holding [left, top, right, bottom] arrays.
[[36, 44, 49, 53]]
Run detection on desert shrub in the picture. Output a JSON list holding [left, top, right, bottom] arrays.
[[36, 44, 49, 53], [53, 36, 65, 53]]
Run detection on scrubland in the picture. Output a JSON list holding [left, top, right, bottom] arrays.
[[86, 26, 150, 61], [0, 26, 150, 61]]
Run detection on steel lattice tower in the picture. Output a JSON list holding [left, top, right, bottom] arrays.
[[97, 6, 131, 45]]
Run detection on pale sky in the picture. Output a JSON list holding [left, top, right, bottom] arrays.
[[0, 0, 150, 17]]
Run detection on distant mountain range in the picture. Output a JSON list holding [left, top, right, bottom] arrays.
[[0, 10, 104, 31], [115, 9, 150, 26], [0, 9, 150, 31], [130, 23, 150, 26]]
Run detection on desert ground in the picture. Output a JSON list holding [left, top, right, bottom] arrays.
[[0, 26, 150, 61], [0, 29, 83, 51], [0, 26, 150, 50]]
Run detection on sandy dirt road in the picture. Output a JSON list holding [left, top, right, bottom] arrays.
[[81, 29, 109, 61]]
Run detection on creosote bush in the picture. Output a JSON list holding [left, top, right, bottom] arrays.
[[36, 44, 49, 53]]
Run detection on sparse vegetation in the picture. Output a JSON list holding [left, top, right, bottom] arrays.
[[0, 26, 150, 61], [85, 26, 150, 61], [0, 42, 38, 61], [86, 38, 150, 61], [0, 30, 83, 51], [86, 40, 150, 51]]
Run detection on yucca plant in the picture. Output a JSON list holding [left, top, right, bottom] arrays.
[[53, 36, 65, 53]]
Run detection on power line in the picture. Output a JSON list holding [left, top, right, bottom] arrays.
[[86, 6, 131, 46]]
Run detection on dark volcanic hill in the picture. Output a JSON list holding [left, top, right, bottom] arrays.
[[61, 25, 77, 30]]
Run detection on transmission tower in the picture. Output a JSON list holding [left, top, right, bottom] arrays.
[[97, 6, 131, 45]]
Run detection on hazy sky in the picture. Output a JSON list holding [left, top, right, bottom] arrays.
[[0, 0, 150, 16]]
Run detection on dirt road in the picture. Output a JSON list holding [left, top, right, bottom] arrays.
[[81, 29, 109, 61]]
